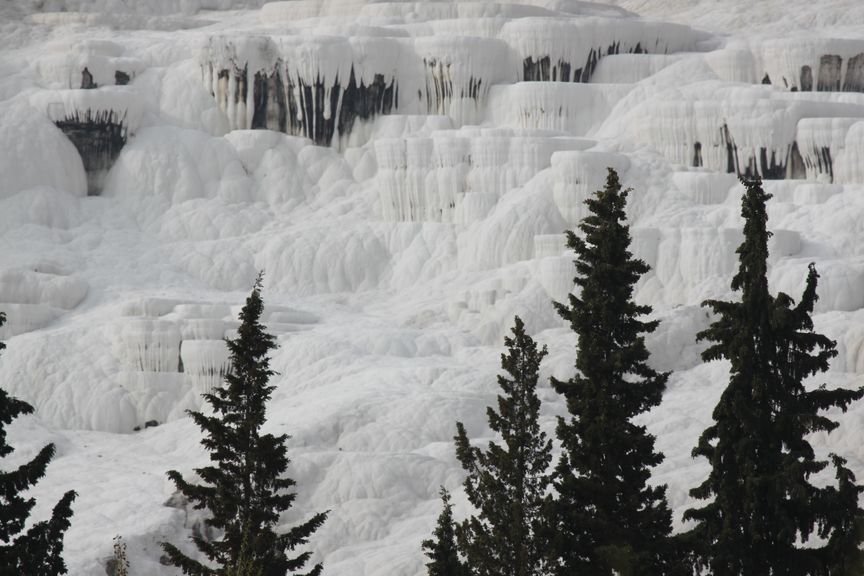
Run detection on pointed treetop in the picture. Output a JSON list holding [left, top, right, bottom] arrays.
[[732, 175, 772, 297], [161, 275, 326, 576], [422, 487, 467, 576]]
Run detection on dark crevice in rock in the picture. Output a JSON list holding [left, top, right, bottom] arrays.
[[818, 54, 842, 91], [722, 124, 738, 174], [339, 68, 397, 139], [843, 53, 864, 92], [524, 56, 547, 82], [234, 64, 248, 107], [54, 109, 128, 195], [788, 142, 806, 180], [803, 145, 833, 181], [581, 48, 599, 82], [82, 68, 132, 88], [800, 65, 813, 91], [252, 67, 287, 132], [557, 61, 571, 81], [216, 68, 229, 110], [693, 141, 703, 167], [757, 148, 787, 179], [81, 67, 97, 89]]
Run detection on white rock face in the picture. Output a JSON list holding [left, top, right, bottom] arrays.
[[2, 0, 864, 575]]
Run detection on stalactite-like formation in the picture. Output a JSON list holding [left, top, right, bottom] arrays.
[[521, 40, 649, 83], [209, 61, 398, 147], [54, 108, 128, 195], [719, 123, 795, 180]]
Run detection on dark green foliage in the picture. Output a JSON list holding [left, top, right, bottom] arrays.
[[550, 168, 679, 576], [683, 176, 864, 575], [454, 316, 553, 576], [226, 531, 264, 576], [422, 487, 467, 576], [817, 455, 864, 576], [0, 312, 77, 575], [161, 275, 327, 576]]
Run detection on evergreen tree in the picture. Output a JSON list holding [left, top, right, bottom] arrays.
[[683, 176, 864, 575], [0, 311, 77, 575], [550, 168, 679, 575], [422, 487, 466, 576], [818, 454, 864, 576], [454, 315, 553, 576], [161, 274, 327, 576]]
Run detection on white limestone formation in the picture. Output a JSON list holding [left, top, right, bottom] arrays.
[[1, 0, 864, 574]]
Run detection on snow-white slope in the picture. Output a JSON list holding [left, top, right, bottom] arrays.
[[1, 1, 864, 574]]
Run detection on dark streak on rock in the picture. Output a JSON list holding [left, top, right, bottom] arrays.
[[802, 145, 834, 182], [818, 54, 842, 91], [229, 63, 397, 147], [339, 69, 397, 139], [81, 67, 97, 89], [720, 123, 800, 180], [522, 40, 658, 83], [787, 142, 806, 180], [843, 53, 864, 92], [800, 65, 813, 91]]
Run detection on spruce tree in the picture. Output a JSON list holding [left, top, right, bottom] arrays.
[[0, 312, 77, 575], [683, 176, 864, 575], [422, 487, 467, 576], [818, 454, 864, 576], [550, 168, 679, 575], [453, 315, 552, 576], [161, 274, 327, 576]]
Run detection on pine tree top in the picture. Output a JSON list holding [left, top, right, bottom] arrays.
[[553, 167, 667, 418], [453, 316, 553, 576], [422, 487, 466, 576], [685, 176, 864, 575], [731, 176, 772, 299], [549, 168, 677, 576]]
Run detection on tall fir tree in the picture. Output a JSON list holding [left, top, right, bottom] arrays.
[[422, 488, 467, 576], [454, 316, 553, 576], [683, 176, 864, 575], [161, 274, 328, 576], [550, 168, 679, 576], [0, 312, 77, 575]]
